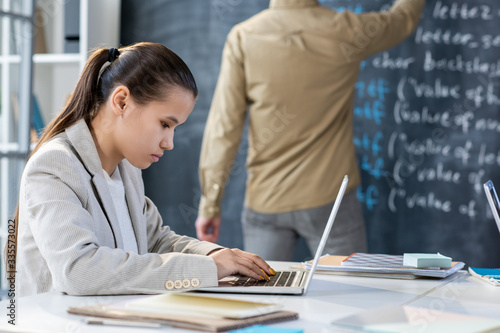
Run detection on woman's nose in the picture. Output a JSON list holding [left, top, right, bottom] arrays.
[[160, 133, 174, 150]]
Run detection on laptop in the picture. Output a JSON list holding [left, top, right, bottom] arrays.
[[201, 175, 349, 295], [483, 180, 500, 234]]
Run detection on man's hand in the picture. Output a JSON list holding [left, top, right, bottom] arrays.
[[208, 248, 276, 280], [195, 216, 221, 243]]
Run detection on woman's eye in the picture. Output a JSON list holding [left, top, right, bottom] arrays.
[[161, 122, 169, 128]]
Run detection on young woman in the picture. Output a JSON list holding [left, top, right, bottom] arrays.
[[14, 42, 274, 297]]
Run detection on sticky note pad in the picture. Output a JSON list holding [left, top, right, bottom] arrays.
[[403, 253, 452, 268], [229, 325, 303, 333]]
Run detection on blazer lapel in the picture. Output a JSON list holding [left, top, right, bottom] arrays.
[[65, 120, 124, 249]]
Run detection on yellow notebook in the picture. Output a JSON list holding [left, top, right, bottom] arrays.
[[125, 292, 283, 318]]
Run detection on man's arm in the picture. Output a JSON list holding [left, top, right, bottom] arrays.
[[338, 0, 426, 63], [197, 27, 248, 242]]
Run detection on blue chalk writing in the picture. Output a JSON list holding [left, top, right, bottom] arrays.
[[361, 155, 386, 179], [357, 185, 379, 211], [354, 132, 383, 157], [355, 79, 390, 101], [334, 5, 364, 14], [354, 101, 386, 124]]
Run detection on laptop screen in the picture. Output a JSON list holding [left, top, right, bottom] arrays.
[[303, 175, 349, 293], [483, 180, 500, 234]]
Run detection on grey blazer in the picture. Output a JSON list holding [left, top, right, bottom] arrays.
[[17, 120, 221, 297]]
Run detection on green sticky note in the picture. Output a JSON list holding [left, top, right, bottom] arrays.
[[403, 253, 452, 268]]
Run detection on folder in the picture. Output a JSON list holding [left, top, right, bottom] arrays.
[[68, 293, 298, 332]]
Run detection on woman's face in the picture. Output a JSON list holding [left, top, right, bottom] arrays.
[[114, 87, 195, 169]]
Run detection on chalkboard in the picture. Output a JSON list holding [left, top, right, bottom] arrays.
[[121, 0, 500, 267]]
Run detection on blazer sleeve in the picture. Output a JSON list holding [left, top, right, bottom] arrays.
[[23, 148, 220, 295], [144, 195, 224, 255]]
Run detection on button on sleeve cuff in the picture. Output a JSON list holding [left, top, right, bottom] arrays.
[[159, 253, 219, 290]]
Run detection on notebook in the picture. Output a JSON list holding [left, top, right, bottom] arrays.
[[68, 295, 298, 332], [125, 293, 284, 318], [483, 180, 500, 234], [200, 175, 349, 295]]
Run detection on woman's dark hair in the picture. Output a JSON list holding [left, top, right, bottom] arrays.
[[59, 41, 197, 134], [6, 42, 198, 271]]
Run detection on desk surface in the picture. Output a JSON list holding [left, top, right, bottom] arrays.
[[1, 262, 500, 333]]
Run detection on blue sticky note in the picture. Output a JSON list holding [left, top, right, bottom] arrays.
[[229, 325, 303, 333]]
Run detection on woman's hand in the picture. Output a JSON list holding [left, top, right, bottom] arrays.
[[208, 248, 276, 280]]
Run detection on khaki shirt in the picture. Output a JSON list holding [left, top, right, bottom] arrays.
[[199, 0, 425, 217]]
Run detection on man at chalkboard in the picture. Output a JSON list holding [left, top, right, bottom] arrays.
[[196, 0, 426, 260]]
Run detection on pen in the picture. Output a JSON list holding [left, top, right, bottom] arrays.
[[85, 318, 162, 329]]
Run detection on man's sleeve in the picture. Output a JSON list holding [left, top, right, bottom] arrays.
[[198, 27, 248, 218], [338, 0, 426, 63]]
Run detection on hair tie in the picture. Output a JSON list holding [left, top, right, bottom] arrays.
[[108, 48, 120, 62], [97, 48, 120, 87]]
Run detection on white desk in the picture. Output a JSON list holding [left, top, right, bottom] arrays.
[[1, 262, 499, 333]]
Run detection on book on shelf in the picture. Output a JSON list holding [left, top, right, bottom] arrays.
[[10, 93, 45, 143], [34, 6, 47, 54], [31, 95, 45, 139], [68, 292, 298, 332], [303, 253, 464, 279]]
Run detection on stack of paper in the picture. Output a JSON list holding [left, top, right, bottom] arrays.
[[68, 293, 298, 332], [304, 254, 464, 279]]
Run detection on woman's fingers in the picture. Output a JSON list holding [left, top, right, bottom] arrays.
[[232, 248, 276, 276], [208, 248, 276, 280], [234, 254, 270, 281], [236, 257, 266, 281]]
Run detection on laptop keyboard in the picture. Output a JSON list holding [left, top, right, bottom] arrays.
[[229, 271, 298, 287]]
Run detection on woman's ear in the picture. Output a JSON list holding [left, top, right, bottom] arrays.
[[110, 85, 130, 116]]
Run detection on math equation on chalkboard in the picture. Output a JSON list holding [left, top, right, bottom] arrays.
[[321, 0, 500, 267]]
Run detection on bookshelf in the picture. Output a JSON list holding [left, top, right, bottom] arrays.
[[0, 0, 120, 288], [0, 0, 34, 291], [34, 0, 121, 125]]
